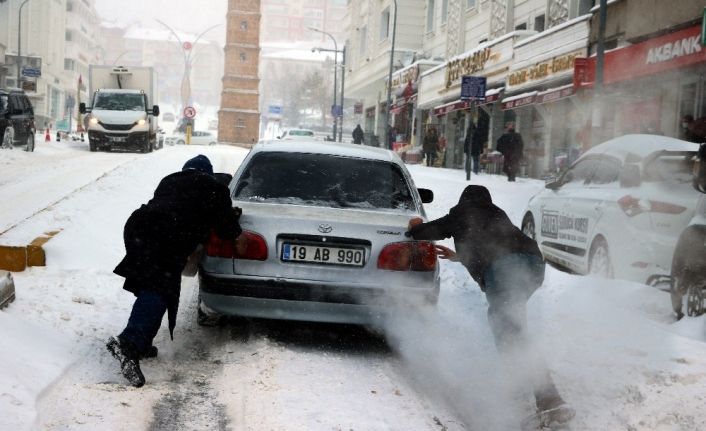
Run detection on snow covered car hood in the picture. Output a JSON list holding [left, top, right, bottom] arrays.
[[90, 109, 146, 125]]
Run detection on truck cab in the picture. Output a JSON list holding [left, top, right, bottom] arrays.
[[79, 66, 159, 153]]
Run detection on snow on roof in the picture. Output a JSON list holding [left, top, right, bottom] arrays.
[[501, 91, 538, 103], [585, 134, 700, 162], [590, 0, 623, 13], [252, 140, 399, 163], [514, 14, 591, 49]]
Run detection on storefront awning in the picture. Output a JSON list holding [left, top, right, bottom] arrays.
[[432, 99, 471, 116], [390, 94, 418, 114], [478, 87, 504, 105], [501, 91, 538, 110], [536, 84, 574, 104]]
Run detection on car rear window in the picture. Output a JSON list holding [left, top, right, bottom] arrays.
[[0, 95, 7, 113], [644, 152, 696, 185], [233, 152, 415, 211], [289, 130, 314, 136]]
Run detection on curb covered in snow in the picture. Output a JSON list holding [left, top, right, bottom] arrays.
[[0, 230, 62, 272]]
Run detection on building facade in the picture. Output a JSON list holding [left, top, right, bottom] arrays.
[[219, 0, 261, 146]]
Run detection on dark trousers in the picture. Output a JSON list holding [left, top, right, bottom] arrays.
[[503, 163, 517, 181], [425, 151, 437, 166], [119, 286, 168, 355], [465, 154, 481, 179], [484, 254, 563, 409]]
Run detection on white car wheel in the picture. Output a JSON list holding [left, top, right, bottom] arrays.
[[521, 213, 536, 240], [589, 237, 613, 278], [2, 127, 14, 149]]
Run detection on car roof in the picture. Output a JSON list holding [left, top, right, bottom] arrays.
[[583, 134, 699, 163], [251, 140, 401, 163], [95, 89, 143, 94]]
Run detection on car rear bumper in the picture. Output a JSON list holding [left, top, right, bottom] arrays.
[[199, 271, 438, 324]]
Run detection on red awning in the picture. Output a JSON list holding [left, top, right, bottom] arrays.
[[432, 100, 471, 116], [536, 85, 574, 104], [501, 92, 537, 110]]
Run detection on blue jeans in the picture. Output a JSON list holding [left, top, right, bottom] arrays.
[[119, 287, 168, 355]]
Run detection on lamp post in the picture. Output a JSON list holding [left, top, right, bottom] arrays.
[[16, 0, 30, 85], [312, 45, 346, 142], [384, 0, 398, 150], [155, 19, 221, 113], [308, 27, 339, 141]]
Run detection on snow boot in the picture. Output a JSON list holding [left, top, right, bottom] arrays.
[[106, 336, 145, 388]]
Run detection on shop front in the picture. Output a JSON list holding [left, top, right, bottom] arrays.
[[501, 16, 590, 178], [574, 24, 706, 144], [417, 32, 520, 169]]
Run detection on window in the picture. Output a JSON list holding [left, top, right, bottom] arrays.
[[93, 92, 146, 111], [234, 152, 415, 211], [577, 0, 593, 16], [515, 22, 527, 31], [64, 59, 75, 71], [236, 118, 246, 128], [0, 95, 7, 114], [441, 0, 448, 24], [561, 158, 599, 186], [65, 30, 73, 41], [240, 52, 247, 62], [426, 0, 435, 32], [466, 0, 476, 9], [359, 25, 367, 55], [534, 14, 545, 32], [590, 157, 621, 185], [240, 20, 248, 31], [380, 7, 390, 40], [644, 153, 696, 185]]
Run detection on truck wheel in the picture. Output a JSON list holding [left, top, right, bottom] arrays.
[[589, 236, 613, 278], [89, 142, 97, 152], [521, 213, 535, 240]]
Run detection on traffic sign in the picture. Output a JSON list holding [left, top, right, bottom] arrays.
[[268, 105, 282, 115], [21, 66, 41, 78], [183, 41, 193, 51], [461, 75, 486, 101], [331, 105, 343, 118], [183, 106, 196, 119]]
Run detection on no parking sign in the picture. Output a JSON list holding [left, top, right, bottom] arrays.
[[183, 106, 196, 119]]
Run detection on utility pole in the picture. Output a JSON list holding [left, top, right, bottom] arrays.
[[338, 44, 346, 142], [16, 0, 30, 85], [309, 27, 339, 141], [592, 0, 608, 145], [384, 0, 398, 150]]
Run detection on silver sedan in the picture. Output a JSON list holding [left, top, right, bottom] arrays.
[[198, 141, 439, 325]]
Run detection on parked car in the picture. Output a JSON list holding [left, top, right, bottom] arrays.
[[198, 141, 439, 325], [670, 143, 706, 318], [165, 130, 217, 146], [0, 89, 35, 152], [521, 134, 700, 284], [208, 119, 218, 130], [277, 128, 316, 140]]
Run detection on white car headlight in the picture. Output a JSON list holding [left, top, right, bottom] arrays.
[[137, 119, 146, 126], [89, 117, 99, 125]]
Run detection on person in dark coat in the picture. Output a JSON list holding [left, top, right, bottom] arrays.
[[107, 155, 242, 387], [407, 185, 573, 422], [423, 127, 439, 167], [463, 121, 484, 180], [352, 124, 364, 145], [496, 123, 524, 181]]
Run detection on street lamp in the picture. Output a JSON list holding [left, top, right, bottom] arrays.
[[384, 0, 398, 150], [16, 0, 30, 85], [155, 19, 221, 113], [308, 27, 339, 142], [312, 45, 346, 143]]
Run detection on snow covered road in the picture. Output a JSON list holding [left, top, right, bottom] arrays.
[[1, 142, 706, 430]]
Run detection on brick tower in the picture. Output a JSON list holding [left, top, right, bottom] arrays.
[[218, 0, 261, 146]]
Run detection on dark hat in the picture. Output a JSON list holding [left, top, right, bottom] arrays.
[[458, 185, 492, 207], [182, 154, 214, 176]]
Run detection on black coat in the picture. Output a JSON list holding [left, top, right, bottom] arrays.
[[352, 126, 364, 144], [409, 185, 541, 289], [464, 123, 484, 156], [497, 131, 524, 167], [114, 170, 242, 336]]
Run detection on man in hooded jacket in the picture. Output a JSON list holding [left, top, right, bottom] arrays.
[[407, 185, 573, 423], [107, 154, 242, 387]]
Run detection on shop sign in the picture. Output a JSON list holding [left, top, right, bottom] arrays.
[[432, 100, 471, 117], [537, 86, 575, 104], [461, 76, 486, 101], [354, 102, 363, 114], [507, 50, 584, 88], [445, 48, 492, 89], [389, 65, 420, 90], [574, 24, 706, 87], [501, 94, 536, 110], [479, 92, 501, 105]]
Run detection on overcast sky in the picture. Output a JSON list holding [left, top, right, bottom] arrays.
[[95, 0, 228, 44]]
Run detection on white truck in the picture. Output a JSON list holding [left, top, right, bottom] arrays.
[[79, 65, 160, 153]]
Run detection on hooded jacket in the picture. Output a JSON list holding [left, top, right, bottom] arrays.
[[114, 156, 241, 337], [408, 185, 541, 289]]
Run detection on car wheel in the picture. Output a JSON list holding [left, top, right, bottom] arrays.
[[2, 127, 14, 149], [177, 140, 185, 146], [89, 142, 97, 152], [589, 236, 613, 278], [197, 296, 222, 327], [209, 141, 216, 146], [521, 213, 535, 240], [24, 133, 34, 152]]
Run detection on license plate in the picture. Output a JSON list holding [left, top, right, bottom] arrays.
[[111, 137, 126, 142], [281, 243, 365, 267]]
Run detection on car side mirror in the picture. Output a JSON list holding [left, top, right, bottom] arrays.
[[152, 105, 160, 116], [214, 172, 233, 186], [545, 179, 561, 190], [79, 102, 86, 114], [418, 188, 434, 203], [276, 135, 281, 139], [620, 164, 641, 188], [694, 144, 706, 194]]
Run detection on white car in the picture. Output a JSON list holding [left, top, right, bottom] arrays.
[[521, 134, 700, 284], [165, 130, 217, 146], [278, 128, 316, 140], [198, 141, 439, 325]]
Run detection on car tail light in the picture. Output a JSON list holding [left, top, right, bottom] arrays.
[[377, 241, 437, 272], [206, 230, 268, 260], [618, 195, 687, 217]]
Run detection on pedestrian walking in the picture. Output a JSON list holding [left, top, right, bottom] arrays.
[[352, 124, 364, 145], [407, 185, 574, 427], [423, 127, 439, 167], [463, 121, 483, 180], [496, 123, 524, 181], [107, 155, 242, 387]]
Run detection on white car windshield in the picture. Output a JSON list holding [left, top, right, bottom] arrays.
[[233, 152, 415, 211], [93, 92, 145, 111]]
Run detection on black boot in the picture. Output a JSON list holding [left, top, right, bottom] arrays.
[[140, 345, 158, 359], [106, 336, 145, 387]]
